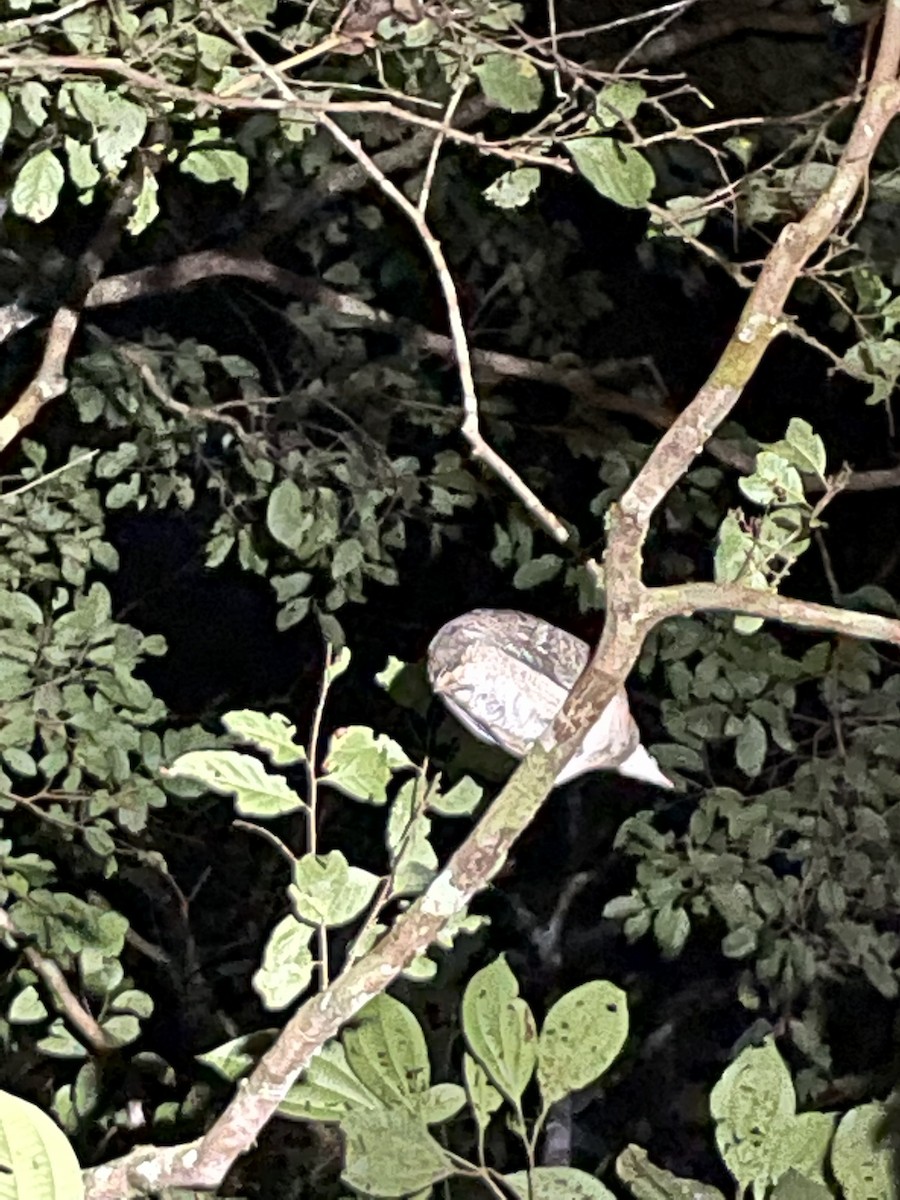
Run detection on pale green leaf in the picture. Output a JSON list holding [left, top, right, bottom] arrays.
[[165, 749, 306, 817], [710, 1041, 795, 1193], [462, 957, 537, 1104], [504, 1166, 616, 1200], [252, 915, 315, 1011], [322, 726, 412, 805], [463, 1053, 503, 1131], [831, 1101, 899, 1200], [0, 1088, 84, 1199], [8, 985, 48, 1024], [289, 851, 379, 926], [221, 709, 306, 766], [180, 147, 249, 193], [538, 981, 628, 1108], [279, 1040, 381, 1122], [615, 1143, 726, 1199], [11, 150, 64, 223], [341, 1109, 454, 1197], [343, 994, 431, 1110]]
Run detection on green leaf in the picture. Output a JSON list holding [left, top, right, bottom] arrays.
[[484, 167, 541, 209], [615, 1144, 726, 1199], [831, 1101, 899, 1200], [252, 915, 315, 1011], [463, 1053, 503, 1131], [710, 1041, 795, 1193], [322, 726, 412, 805], [739, 451, 806, 508], [462, 957, 537, 1105], [11, 149, 65, 223], [180, 147, 249, 193], [266, 479, 311, 550], [428, 775, 483, 817], [8, 985, 48, 1024], [513, 555, 564, 589], [289, 851, 379, 926], [166, 749, 306, 817], [765, 419, 827, 480], [735, 714, 767, 776], [279, 1040, 381, 1122], [653, 905, 691, 957], [341, 1109, 454, 1197], [197, 1030, 276, 1083], [221, 709, 306, 766], [0, 93, 11, 148], [332, 538, 365, 579], [770, 1170, 832, 1200], [595, 81, 646, 128], [504, 1166, 616, 1200], [386, 780, 437, 897], [566, 137, 655, 209], [343, 995, 431, 1110], [419, 1082, 466, 1125], [474, 53, 543, 113], [0, 1088, 84, 1199], [126, 167, 159, 236], [538, 981, 628, 1108]]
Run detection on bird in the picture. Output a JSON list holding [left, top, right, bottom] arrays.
[[427, 608, 673, 789]]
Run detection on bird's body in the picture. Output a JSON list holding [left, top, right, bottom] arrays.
[[427, 608, 672, 788]]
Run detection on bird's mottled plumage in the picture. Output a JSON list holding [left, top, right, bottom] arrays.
[[427, 608, 672, 788]]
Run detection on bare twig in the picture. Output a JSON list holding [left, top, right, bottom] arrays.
[[318, 111, 575, 548]]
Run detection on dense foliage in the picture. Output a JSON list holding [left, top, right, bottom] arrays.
[[2, 0, 900, 1197]]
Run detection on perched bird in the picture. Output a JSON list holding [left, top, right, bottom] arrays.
[[427, 608, 673, 789]]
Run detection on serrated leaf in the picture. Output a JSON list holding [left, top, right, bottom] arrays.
[[343, 995, 431, 1111], [322, 726, 412, 805], [566, 137, 655, 209], [0, 1088, 84, 1198], [474, 53, 543, 113], [462, 957, 537, 1105], [166, 749, 306, 817], [289, 851, 379, 926], [538, 981, 628, 1108], [221, 710, 305, 766], [252, 915, 314, 1011], [766, 419, 827, 480], [11, 149, 64, 223]]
